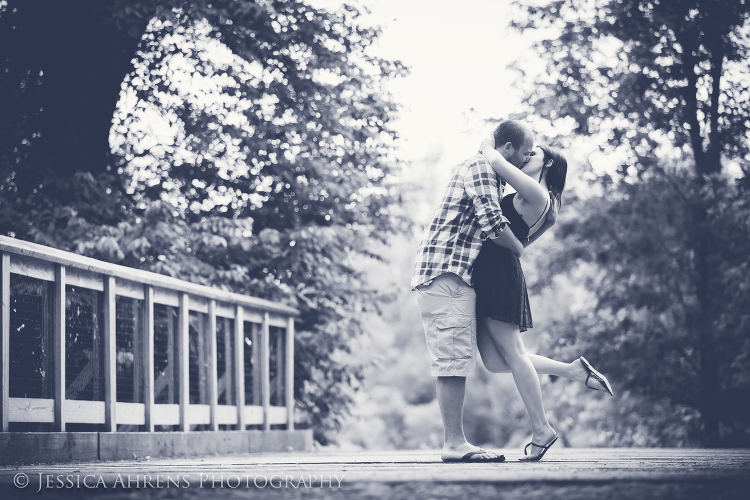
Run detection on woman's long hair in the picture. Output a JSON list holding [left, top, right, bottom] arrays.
[[539, 145, 567, 211]]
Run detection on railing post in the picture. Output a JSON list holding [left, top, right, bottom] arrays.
[[261, 312, 270, 431], [178, 292, 190, 432], [234, 305, 245, 431], [103, 276, 117, 432], [208, 300, 218, 431], [53, 265, 66, 432], [143, 286, 155, 432], [1, 253, 10, 432], [285, 316, 294, 431]]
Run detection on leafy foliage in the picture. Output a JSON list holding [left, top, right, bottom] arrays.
[[0, 0, 407, 443], [510, 0, 750, 445]]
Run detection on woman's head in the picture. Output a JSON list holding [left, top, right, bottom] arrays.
[[540, 145, 567, 209], [524, 145, 567, 210]]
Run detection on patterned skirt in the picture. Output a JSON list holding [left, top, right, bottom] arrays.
[[473, 240, 532, 332]]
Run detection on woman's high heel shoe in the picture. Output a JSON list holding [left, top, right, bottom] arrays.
[[580, 356, 614, 396]]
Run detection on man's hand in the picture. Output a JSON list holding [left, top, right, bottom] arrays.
[[490, 227, 524, 257]]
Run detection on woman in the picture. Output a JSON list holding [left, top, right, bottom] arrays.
[[474, 137, 613, 462]]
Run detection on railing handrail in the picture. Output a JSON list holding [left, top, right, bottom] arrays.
[[0, 235, 298, 316]]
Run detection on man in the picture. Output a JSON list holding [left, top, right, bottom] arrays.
[[411, 120, 535, 462]]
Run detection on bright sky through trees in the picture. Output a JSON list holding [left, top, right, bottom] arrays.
[[319, 0, 534, 176]]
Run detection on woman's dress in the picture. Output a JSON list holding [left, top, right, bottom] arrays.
[[473, 193, 546, 332]]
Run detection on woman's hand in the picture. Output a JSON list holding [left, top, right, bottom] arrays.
[[480, 136, 495, 156]]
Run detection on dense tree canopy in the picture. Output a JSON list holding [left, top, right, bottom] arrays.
[[511, 0, 750, 446], [0, 0, 406, 442]]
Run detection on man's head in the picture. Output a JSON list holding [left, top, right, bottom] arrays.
[[492, 120, 535, 168]]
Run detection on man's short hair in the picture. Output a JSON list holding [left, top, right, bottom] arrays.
[[493, 120, 531, 150]]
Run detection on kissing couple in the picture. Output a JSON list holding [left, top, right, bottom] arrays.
[[411, 120, 614, 462]]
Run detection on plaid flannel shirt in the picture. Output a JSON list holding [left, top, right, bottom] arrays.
[[411, 153, 509, 290]]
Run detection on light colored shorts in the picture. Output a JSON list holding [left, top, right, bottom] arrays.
[[415, 273, 477, 377]]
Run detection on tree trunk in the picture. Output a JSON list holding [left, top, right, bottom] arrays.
[[4, 0, 151, 178], [691, 194, 722, 447]]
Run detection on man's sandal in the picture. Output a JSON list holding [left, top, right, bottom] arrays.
[[519, 434, 558, 462], [442, 449, 506, 463], [580, 356, 614, 396]]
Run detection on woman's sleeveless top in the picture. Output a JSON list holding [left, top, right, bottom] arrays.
[[501, 192, 549, 241]]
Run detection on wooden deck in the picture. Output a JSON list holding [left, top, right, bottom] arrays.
[[0, 448, 748, 498]]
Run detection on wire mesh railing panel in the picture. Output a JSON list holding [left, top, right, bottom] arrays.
[[153, 304, 179, 405], [65, 286, 105, 402], [243, 321, 261, 406], [115, 296, 142, 403], [216, 316, 235, 406], [9, 274, 54, 399], [188, 311, 209, 406], [269, 326, 286, 407]]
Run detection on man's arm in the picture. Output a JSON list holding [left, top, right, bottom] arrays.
[[463, 156, 511, 242], [490, 228, 524, 257]]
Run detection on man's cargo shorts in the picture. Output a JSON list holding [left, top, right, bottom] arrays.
[[414, 272, 476, 377]]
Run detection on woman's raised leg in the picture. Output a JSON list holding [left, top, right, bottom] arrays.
[[477, 322, 610, 391]]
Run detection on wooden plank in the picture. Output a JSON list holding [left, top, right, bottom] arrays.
[[243, 405, 264, 425], [103, 276, 116, 432], [189, 295, 208, 313], [252, 323, 261, 406], [235, 306, 246, 430], [261, 312, 270, 431], [1, 253, 9, 431], [244, 311, 289, 328], [116, 402, 146, 426], [65, 399, 105, 424], [286, 317, 295, 430], [268, 406, 288, 425], [115, 278, 145, 300], [216, 405, 238, 425], [143, 286, 155, 432], [222, 317, 233, 407], [187, 404, 211, 425], [166, 305, 175, 405], [216, 302, 235, 319], [0, 432, 100, 465], [9, 254, 54, 281], [8, 397, 55, 422], [153, 287, 179, 307], [207, 300, 218, 431], [178, 293, 190, 432], [275, 328, 284, 409], [244, 310, 263, 324], [195, 312, 206, 409], [153, 404, 180, 426], [67, 267, 103, 291], [0, 235, 299, 316], [268, 314, 290, 328], [53, 265, 65, 432]]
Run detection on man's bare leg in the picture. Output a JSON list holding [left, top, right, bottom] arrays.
[[437, 375, 498, 461]]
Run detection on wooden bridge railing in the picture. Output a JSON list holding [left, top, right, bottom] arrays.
[[0, 236, 298, 433]]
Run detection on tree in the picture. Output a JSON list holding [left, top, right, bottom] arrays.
[[511, 0, 750, 445], [0, 0, 406, 442]]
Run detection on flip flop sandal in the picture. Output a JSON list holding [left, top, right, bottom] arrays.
[[580, 356, 614, 396], [442, 449, 506, 463], [519, 434, 558, 462]]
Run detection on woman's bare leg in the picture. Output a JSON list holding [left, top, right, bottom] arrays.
[[477, 322, 608, 390], [482, 318, 556, 453]]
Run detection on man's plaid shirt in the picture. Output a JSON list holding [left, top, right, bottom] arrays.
[[411, 153, 509, 290]]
